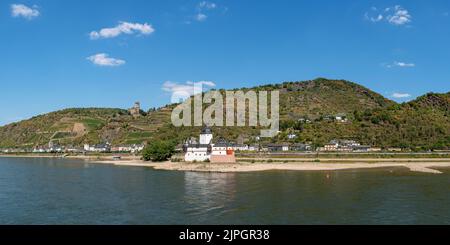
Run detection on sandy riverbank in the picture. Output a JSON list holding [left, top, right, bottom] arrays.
[[94, 160, 450, 174], [2, 154, 450, 174]]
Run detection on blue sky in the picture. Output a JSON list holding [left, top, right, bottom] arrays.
[[1, 0, 449, 125]]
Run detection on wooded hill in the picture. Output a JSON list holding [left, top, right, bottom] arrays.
[[0, 78, 448, 150]]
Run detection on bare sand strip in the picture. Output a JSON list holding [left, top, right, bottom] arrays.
[[2, 155, 449, 174], [93, 160, 450, 174]]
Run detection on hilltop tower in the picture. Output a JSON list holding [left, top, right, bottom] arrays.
[[129, 102, 141, 118]]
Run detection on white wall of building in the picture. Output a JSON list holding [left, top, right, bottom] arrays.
[[211, 146, 228, 156], [199, 133, 213, 145], [185, 148, 210, 162]]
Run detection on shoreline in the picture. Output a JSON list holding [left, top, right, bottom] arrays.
[[2, 154, 450, 174], [94, 160, 450, 174]]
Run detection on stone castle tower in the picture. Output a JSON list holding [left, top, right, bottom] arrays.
[[199, 127, 213, 145], [129, 102, 141, 118]]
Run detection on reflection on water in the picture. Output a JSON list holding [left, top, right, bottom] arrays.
[[0, 157, 450, 224], [183, 172, 237, 217]]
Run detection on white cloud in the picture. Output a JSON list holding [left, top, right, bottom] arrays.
[[195, 13, 208, 21], [162, 81, 216, 103], [198, 1, 217, 10], [11, 4, 40, 19], [371, 14, 384, 22], [387, 6, 412, 25], [90, 21, 154, 40], [394, 61, 415, 67], [87, 53, 125, 67], [384, 61, 415, 68], [192, 1, 221, 22], [392, 92, 412, 98], [366, 5, 412, 26]]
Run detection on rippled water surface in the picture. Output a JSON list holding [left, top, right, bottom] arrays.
[[1, 157, 450, 224]]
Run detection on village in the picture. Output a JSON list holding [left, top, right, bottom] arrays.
[[181, 127, 392, 163], [0, 125, 400, 157], [0, 142, 146, 154], [0, 132, 392, 156]]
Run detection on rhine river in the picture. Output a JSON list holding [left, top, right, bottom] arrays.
[[0, 157, 449, 224]]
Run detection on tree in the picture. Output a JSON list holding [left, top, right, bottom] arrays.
[[142, 140, 176, 162]]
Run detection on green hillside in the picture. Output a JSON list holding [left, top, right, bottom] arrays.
[[285, 92, 450, 149], [0, 78, 448, 150], [0, 107, 173, 148]]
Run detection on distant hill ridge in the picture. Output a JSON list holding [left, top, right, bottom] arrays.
[[0, 78, 448, 150]]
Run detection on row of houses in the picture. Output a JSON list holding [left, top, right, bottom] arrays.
[[185, 143, 313, 153], [183, 129, 315, 161], [200, 140, 377, 153], [182, 128, 312, 162], [183, 130, 382, 157], [317, 140, 379, 152], [29, 142, 145, 154], [83, 143, 145, 153], [183, 134, 258, 153], [1, 148, 29, 153], [256, 141, 377, 153], [263, 143, 313, 152], [322, 114, 349, 123], [297, 114, 349, 124]]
